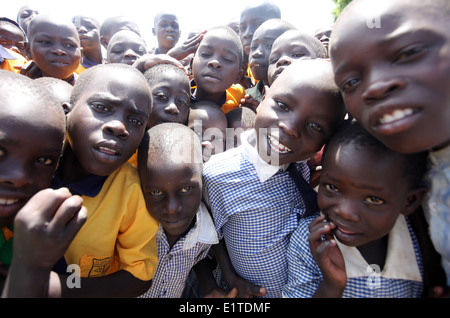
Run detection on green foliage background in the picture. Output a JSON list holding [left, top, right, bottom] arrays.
[[332, 0, 353, 20]]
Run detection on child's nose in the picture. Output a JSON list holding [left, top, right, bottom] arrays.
[[103, 120, 129, 139], [0, 160, 33, 188], [124, 49, 139, 59], [362, 76, 406, 104], [276, 56, 291, 68], [52, 47, 68, 56], [208, 59, 222, 70], [164, 102, 180, 115], [332, 199, 360, 222]]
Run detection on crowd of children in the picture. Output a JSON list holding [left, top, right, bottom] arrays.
[[0, 0, 449, 299]]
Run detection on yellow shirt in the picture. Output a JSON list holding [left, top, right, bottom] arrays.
[[64, 162, 158, 281], [0, 48, 28, 73], [222, 83, 246, 114]]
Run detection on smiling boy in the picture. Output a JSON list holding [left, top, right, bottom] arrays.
[[329, 0, 450, 290], [203, 59, 346, 297]]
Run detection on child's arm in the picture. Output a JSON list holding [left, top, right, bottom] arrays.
[[192, 257, 238, 298], [308, 213, 347, 298], [2, 188, 87, 298], [213, 239, 267, 298], [167, 31, 206, 61]]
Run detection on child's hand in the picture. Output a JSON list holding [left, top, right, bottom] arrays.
[[203, 287, 238, 298], [224, 274, 267, 298], [12, 187, 87, 271], [133, 54, 185, 74], [19, 60, 42, 79], [239, 94, 259, 113], [168, 30, 206, 61], [308, 213, 347, 292]]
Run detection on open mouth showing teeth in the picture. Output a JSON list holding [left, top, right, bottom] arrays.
[[98, 146, 119, 156], [0, 198, 20, 206], [378, 108, 416, 125], [268, 135, 291, 153]]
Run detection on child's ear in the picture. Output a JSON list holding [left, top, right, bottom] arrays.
[[401, 186, 428, 216], [25, 41, 32, 59], [62, 102, 72, 115], [152, 27, 156, 36], [234, 67, 245, 84]]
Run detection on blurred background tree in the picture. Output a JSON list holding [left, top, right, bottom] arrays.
[[332, 0, 353, 20]]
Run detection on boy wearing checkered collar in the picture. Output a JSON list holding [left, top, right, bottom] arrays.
[[203, 59, 346, 297]]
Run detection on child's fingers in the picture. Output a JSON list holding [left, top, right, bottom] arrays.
[[47, 194, 85, 231]]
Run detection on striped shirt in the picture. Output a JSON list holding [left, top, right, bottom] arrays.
[[283, 214, 424, 298], [140, 203, 218, 298], [203, 129, 310, 298]]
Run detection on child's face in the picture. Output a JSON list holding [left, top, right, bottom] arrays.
[[107, 30, 146, 66], [192, 31, 242, 95], [268, 32, 320, 86], [255, 63, 342, 166], [249, 24, 287, 84], [153, 14, 180, 49], [147, 70, 190, 129], [28, 19, 82, 80], [72, 16, 100, 51], [140, 154, 202, 242], [239, 5, 278, 56], [66, 67, 151, 176], [318, 142, 414, 247], [0, 93, 64, 226], [0, 22, 27, 57], [331, 0, 450, 153], [17, 6, 39, 34]]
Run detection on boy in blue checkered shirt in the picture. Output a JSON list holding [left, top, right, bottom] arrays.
[[283, 121, 438, 298], [203, 59, 347, 297], [137, 123, 221, 298]]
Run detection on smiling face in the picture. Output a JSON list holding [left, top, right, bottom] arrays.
[[153, 13, 180, 52], [0, 76, 65, 227], [192, 27, 243, 100], [330, 0, 450, 153], [27, 16, 82, 81], [66, 66, 151, 177], [255, 60, 345, 166], [318, 141, 413, 247]]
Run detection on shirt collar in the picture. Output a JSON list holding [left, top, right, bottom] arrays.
[[429, 143, 450, 167], [182, 202, 218, 250], [240, 129, 288, 183], [336, 215, 422, 282], [51, 174, 108, 197]]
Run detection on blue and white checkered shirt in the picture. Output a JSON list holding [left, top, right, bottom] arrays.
[[283, 214, 424, 298], [424, 145, 450, 286], [140, 203, 218, 298], [203, 129, 310, 298]]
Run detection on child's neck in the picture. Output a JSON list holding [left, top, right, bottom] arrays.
[[194, 88, 226, 106], [55, 145, 92, 183], [356, 235, 389, 271]]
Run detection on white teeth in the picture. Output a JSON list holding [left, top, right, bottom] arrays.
[[0, 198, 19, 206], [268, 135, 291, 153], [99, 147, 118, 155], [379, 108, 414, 124]]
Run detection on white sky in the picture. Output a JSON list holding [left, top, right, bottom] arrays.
[[3, 0, 335, 48]]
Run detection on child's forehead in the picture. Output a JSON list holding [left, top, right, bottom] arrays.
[[29, 18, 78, 38]]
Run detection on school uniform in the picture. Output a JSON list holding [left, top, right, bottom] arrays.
[[283, 214, 424, 298], [203, 129, 310, 297]]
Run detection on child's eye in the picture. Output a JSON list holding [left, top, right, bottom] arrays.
[[325, 183, 339, 193], [180, 186, 192, 193], [91, 103, 109, 112], [364, 196, 385, 205], [308, 122, 322, 132], [340, 78, 360, 92], [36, 156, 54, 166], [150, 190, 163, 196], [269, 57, 279, 65], [0, 148, 6, 159], [129, 117, 144, 126], [178, 98, 190, 106], [393, 45, 426, 64], [292, 52, 306, 59], [276, 101, 289, 111], [155, 92, 168, 101]]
